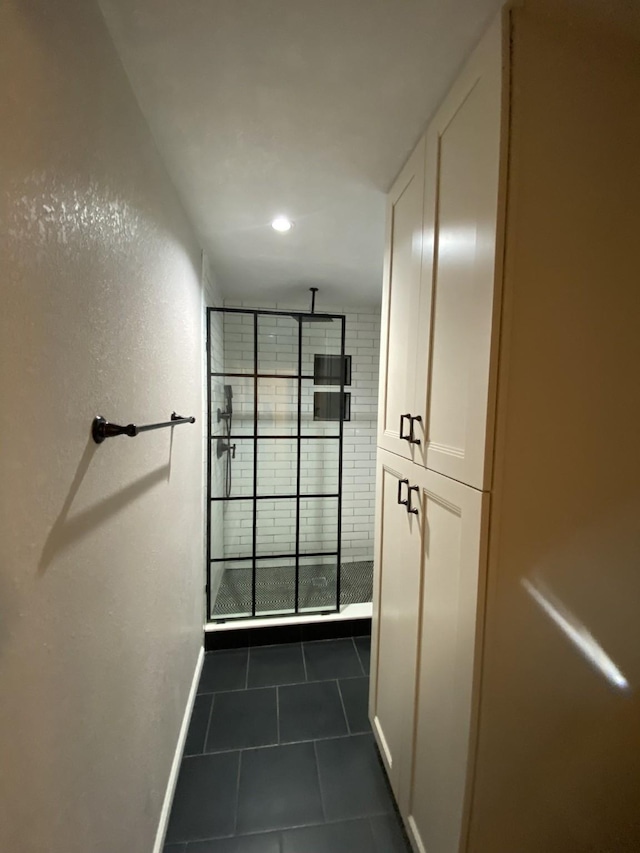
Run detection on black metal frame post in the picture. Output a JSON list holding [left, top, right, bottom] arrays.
[[206, 307, 347, 623], [336, 315, 346, 608], [294, 318, 303, 613], [252, 313, 259, 617], [206, 309, 213, 621]]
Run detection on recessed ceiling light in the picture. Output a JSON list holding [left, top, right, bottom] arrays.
[[271, 216, 293, 233]]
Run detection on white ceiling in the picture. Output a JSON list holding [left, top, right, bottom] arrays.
[[100, 0, 502, 308]]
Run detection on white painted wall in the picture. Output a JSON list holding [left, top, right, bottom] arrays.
[[0, 1, 206, 851]]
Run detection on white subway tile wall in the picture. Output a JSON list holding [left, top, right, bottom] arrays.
[[208, 301, 380, 611]]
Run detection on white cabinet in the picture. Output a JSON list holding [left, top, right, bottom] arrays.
[[373, 4, 640, 852], [404, 469, 488, 853], [415, 21, 503, 491], [369, 450, 422, 796], [378, 16, 504, 491], [371, 451, 488, 848], [377, 137, 426, 461], [372, 20, 504, 849]]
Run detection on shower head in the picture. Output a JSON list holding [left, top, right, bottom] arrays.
[[293, 287, 334, 323]]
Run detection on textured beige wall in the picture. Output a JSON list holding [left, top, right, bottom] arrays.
[[0, 1, 205, 851]]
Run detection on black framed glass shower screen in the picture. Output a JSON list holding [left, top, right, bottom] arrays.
[[206, 307, 347, 622]]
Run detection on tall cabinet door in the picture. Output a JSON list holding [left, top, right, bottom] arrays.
[[377, 137, 425, 460], [405, 468, 489, 853], [413, 16, 505, 490], [369, 449, 422, 796]]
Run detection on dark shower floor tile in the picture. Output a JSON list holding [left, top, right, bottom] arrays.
[[281, 818, 375, 853], [198, 650, 248, 693], [236, 742, 324, 834], [303, 638, 364, 681], [278, 680, 348, 743], [370, 813, 413, 852], [338, 677, 371, 734], [186, 832, 282, 852], [165, 752, 240, 843], [184, 695, 213, 756], [205, 688, 277, 753], [315, 734, 394, 821], [354, 635, 371, 673], [166, 627, 411, 850], [247, 643, 305, 688]]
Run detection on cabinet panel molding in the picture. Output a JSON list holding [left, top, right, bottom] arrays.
[[415, 14, 505, 491], [370, 449, 423, 796], [405, 469, 489, 853], [377, 137, 426, 461]]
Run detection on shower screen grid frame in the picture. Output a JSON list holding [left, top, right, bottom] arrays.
[[206, 306, 347, 622]]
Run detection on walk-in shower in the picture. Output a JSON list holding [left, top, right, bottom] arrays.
[[206, 296, 374, 622]]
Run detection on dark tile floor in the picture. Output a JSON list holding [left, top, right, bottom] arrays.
[[165, 636, 411, 852]]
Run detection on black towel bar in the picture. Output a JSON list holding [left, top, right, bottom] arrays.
[[92, 412, 196, 444]]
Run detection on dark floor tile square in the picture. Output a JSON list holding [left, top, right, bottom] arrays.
[[205, 688, 277, 752], [303, 639, 363, 681], [282, 819, 374, 853], [198, 650, 248, 694], [338, 677, 371, 734], [186, 832, 281, 852], [236, 742, 323, 834], [316, 734, 393, 821], [164, 845, 186, 853], [184, 695, 213, 756], [165, 752, 240, 843], [247, 643, 305, 688], [354, 636, 371, 674], [370, 813, 412, 852], [279, 681, 348, 743]]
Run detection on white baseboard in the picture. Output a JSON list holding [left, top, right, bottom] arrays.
[[153, 645, 204, 853]]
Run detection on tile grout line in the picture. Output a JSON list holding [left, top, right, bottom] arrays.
[[244, 646, 250, 690], [351, 636, 365, 675], [276, 685, 281, 744], [335, 679, 351, 735], [192, 730, 367, 758], [312, 739, 327, 825], [202, 694, 215, 755], [196, 671, 363, 697], [233, 749, 243, 836], [301, 641, 309, 681]]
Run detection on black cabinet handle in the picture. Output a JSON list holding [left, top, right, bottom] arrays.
[[399, 413, 411, 441], [409, 415, 422, 445], [407, 485, 420, 515], [397, 478, 409, 507]]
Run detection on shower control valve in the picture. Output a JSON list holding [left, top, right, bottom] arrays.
[[216, 438, 236, 459]]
